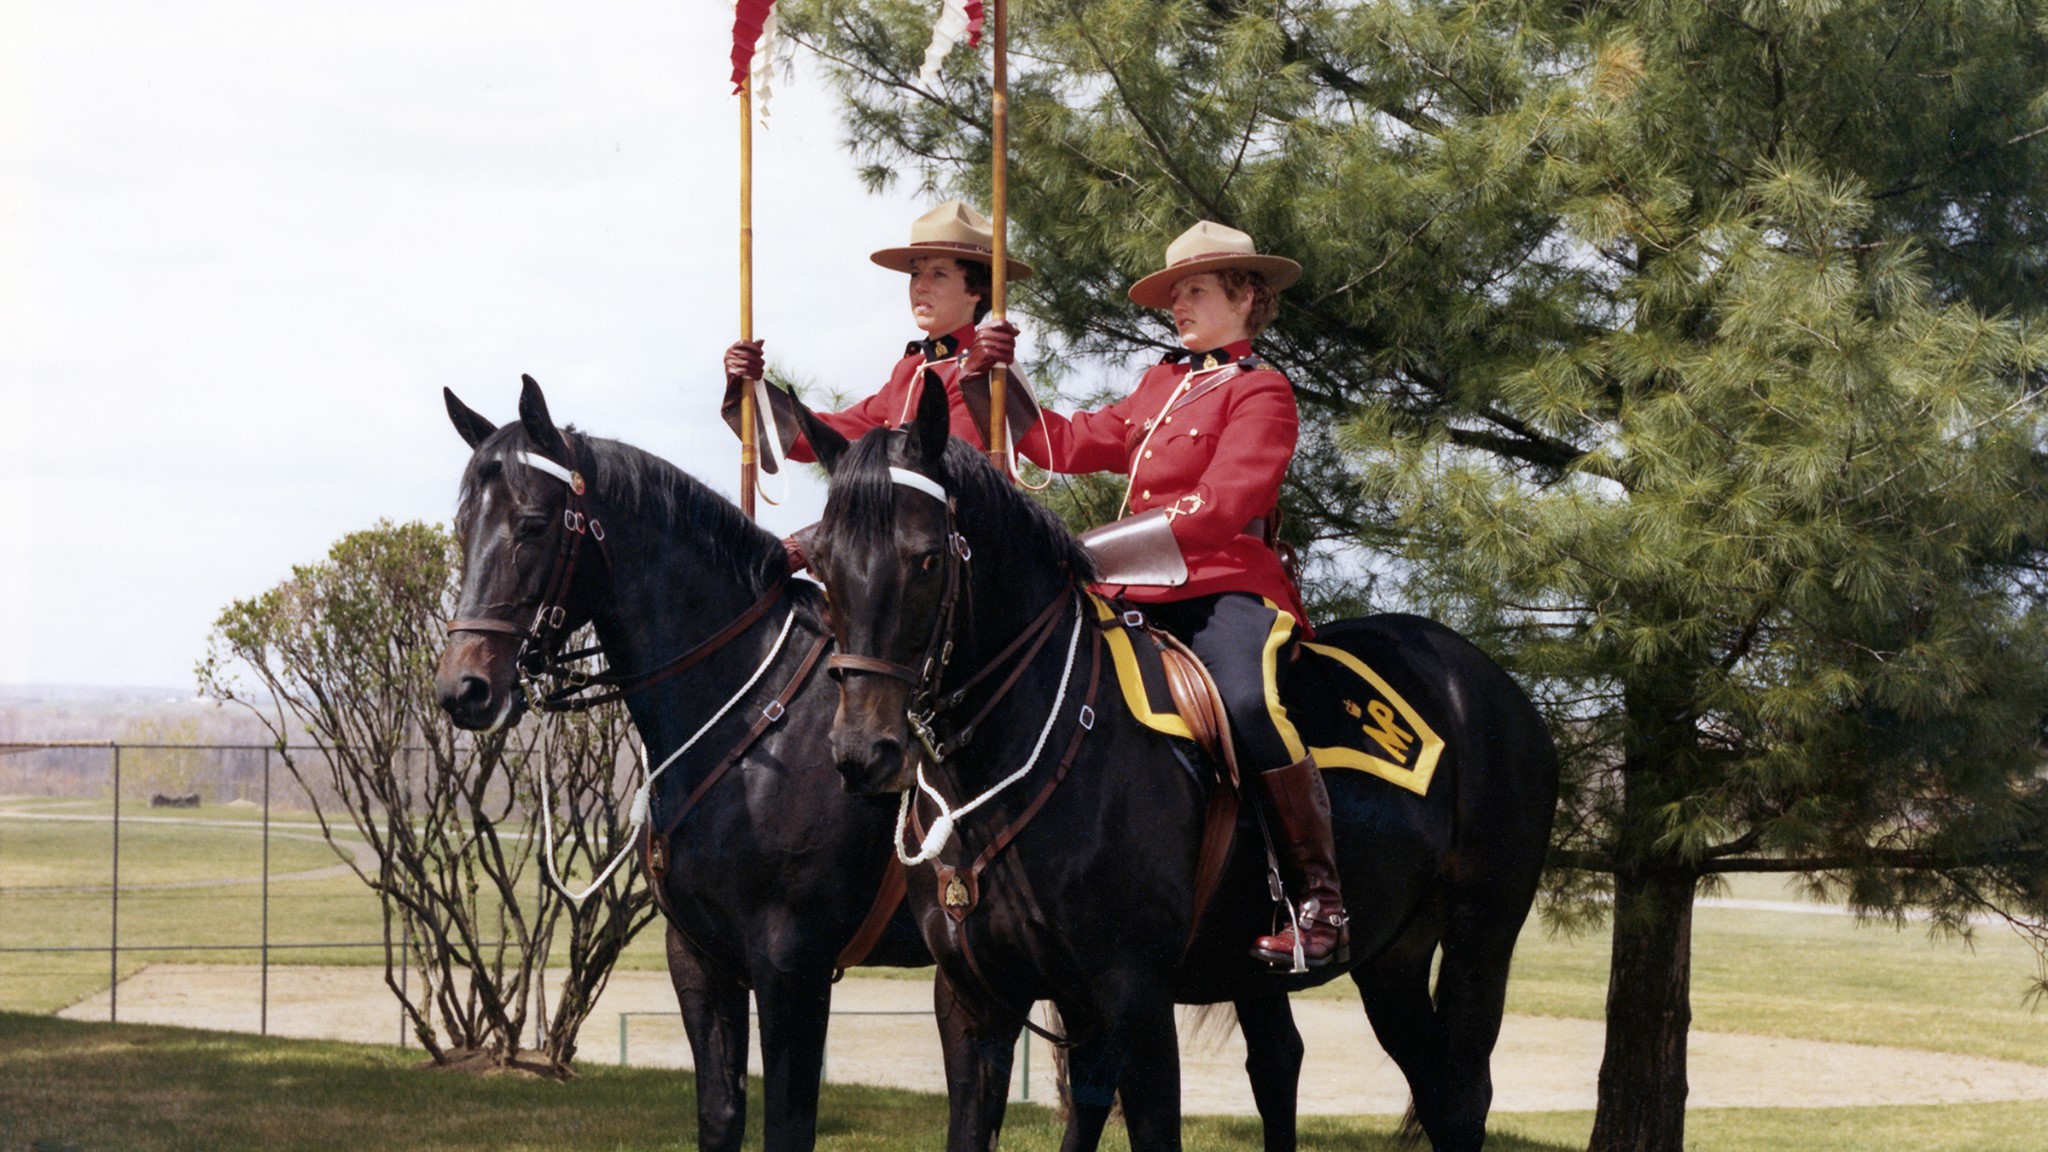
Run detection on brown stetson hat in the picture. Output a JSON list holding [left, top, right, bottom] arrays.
[[1126, 220, 1301, 309], [869, 200, 1034, 282]]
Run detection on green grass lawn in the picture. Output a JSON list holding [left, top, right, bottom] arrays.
[[0, 808, 678, 1013], [1283, 877, 2048, 1069], [7, 805, 2048, 1151], [4, 1012, 2046, 1152]]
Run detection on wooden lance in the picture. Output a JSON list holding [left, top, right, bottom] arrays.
[[737, 82, 759, 518], [984, 0, 1010, 467]]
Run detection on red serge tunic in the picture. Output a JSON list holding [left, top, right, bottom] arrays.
[[1035, 340, 1309, 630], [786, 325, 992, 462]]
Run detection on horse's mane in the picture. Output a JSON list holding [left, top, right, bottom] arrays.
[[458, 424, 789, 599], [831, 429, 1096, 588]]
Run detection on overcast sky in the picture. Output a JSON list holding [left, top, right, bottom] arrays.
[[0, 1, 1007, 689]]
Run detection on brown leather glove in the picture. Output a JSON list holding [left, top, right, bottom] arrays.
[[718, 339, 799, 472], [960, 320, 1018, 378], [721, 340, 766, 417]]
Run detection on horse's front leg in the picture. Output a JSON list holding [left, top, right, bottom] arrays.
[[1235, 991, 1304, 1152], [1105, 993, 1183, 1152], [753, 942, 837, 1152], [665, 922, 750, 1152], [935, 967, 1025, 1152]]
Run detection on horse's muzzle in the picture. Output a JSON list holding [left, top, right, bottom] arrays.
[[833, 734, 907, 795], [435, 633, 525, 732]]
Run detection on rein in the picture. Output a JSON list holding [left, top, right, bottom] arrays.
[[449, 438, 819, 906], [539, 605, 810, 903], [444, 441, 790, 712], [446, 446, 610, 698], [834, 463, 1108, 1049]]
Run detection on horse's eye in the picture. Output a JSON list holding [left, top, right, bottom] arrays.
[[516, 515, 551, 539], [918, 551, 941, 574]]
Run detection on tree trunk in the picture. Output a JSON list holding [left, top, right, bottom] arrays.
[[1588, 864, 1698, 1152]]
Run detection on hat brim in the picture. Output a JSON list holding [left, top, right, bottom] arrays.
[[1128, 254, 1301, 309], [870, 243, 1033, 283]]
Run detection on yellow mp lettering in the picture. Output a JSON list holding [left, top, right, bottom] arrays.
[[1361, 700, 1413, 761]]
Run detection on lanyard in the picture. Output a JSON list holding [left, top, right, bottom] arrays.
[[1116, 363, 1239, 519]]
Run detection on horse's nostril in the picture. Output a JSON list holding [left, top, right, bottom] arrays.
[[457, 675, 492, 711], [873, 738, 903, 769]]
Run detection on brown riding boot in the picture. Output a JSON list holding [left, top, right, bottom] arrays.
[[1251, 755, 1349, 970]]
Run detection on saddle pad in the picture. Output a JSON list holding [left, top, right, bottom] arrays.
[[1090, 595, 1444, 797], [1089, 593, 1195, 742], [1292, 642, 1444, 796]]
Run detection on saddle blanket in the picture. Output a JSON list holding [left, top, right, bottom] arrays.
[[1089, 595, 1445, 796]]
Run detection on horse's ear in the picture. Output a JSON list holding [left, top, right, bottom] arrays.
[[790, 387, 850, 475], [912, 368, 950, 469], [444, 388, 498, 449], [517, 374, 572, 462]]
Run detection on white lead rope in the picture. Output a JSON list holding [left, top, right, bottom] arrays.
[[539, 607, 800, 903], [896, 595, 1086, 865]]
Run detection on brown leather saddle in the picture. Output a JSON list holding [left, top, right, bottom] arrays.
[[1089, 599, 1245, 941]]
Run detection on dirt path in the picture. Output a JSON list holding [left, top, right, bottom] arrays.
[[57, 965, 2048, 1114]]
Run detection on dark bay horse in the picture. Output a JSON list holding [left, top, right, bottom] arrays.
[[433, 378, 932, 1152], [799, 378, 1560, 1152]]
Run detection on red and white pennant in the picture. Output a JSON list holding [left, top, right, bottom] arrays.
[[918, 0, 986, 85]]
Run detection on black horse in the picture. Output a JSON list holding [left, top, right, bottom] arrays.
[[799, 378, 1560, 1152], [433, 379, 933, 1152], [433, 378, 1322, 1152]]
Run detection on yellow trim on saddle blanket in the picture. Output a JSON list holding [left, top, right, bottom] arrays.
[[1300, 642, 1443, 796], [1088, 593, 1194, 740], [1087, 594, 1444, 796]]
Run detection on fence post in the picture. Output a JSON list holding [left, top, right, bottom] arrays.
[[109, 743, 120, 1024], [1021, 1021, 1030, 1101], [619, 1012, 629, 1067], [261, 746, 272, 1036]]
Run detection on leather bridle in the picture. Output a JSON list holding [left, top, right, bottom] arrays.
[[825, 466, 1074, 767], [825, 468, 972, 744], [445, 439, 790, 713]]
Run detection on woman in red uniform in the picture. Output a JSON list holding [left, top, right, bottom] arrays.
[[722, 200, 1030, 464], [966, 221, 1346, 968]]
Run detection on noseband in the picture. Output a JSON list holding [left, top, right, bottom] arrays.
[[827, 466, 1077, 766], [445, 444, 610, 703], [826, 468, 972, 739], [445, 440, 789, 712]]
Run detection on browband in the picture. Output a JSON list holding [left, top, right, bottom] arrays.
[[522, 452, 582, 492], [889, 467, 949, 504]]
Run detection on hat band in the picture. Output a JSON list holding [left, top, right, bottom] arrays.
[[903, 240, 996, 258], [1167, 249, 1258, 269]]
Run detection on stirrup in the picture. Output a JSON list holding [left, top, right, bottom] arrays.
[[1251, 899, 1349, 973]]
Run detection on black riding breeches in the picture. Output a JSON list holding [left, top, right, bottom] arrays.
[[1139, 592, 1307, 774]]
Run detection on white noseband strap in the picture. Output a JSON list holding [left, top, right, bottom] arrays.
[[889, 467, 949, 504]]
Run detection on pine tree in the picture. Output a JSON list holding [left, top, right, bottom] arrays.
[[779, 1, 2048, 1146]]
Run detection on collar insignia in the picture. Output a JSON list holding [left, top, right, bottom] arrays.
[[910, 333, 961, 361]]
